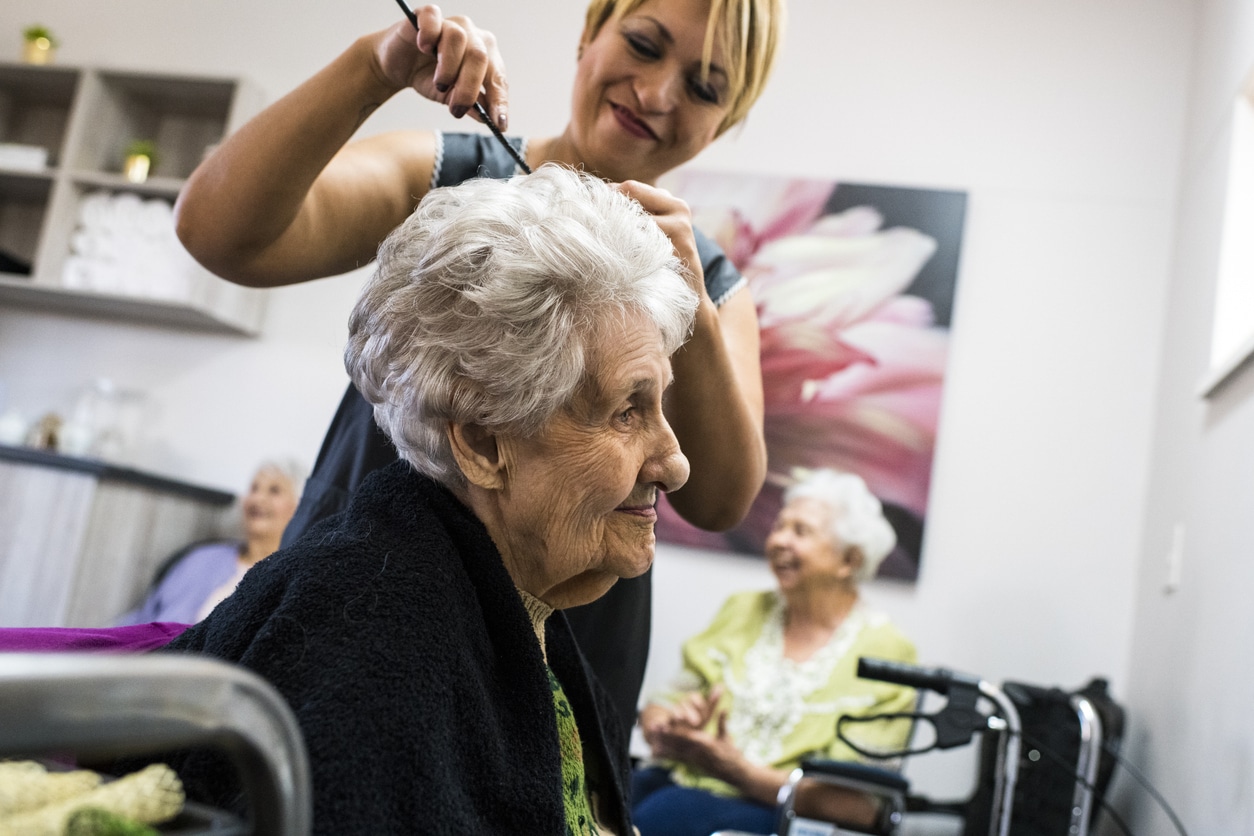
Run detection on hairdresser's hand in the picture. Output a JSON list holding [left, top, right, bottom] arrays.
[[617, 181, 706, 301], [374, 7, 509, 130]]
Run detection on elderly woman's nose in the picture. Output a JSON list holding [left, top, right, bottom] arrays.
[[645, 423, 690, 493]]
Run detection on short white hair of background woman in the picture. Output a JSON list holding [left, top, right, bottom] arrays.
[[255, 457, 307, 498], [783, 468, 897, 581]]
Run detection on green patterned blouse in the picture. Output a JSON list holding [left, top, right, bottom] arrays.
[[548, 666, 599, 835], [660, 590, 917, 798]]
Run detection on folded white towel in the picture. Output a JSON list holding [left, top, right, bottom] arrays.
[[78, 191, 111, 228]]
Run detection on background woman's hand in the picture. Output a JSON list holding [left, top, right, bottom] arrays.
[[640, 685, 789, 805], [669, 684, 724, 729], [640, 686, 725, 756], [649, 708, 744, 782], [639, 702, 675, 751], [373, 7, 509, 129]]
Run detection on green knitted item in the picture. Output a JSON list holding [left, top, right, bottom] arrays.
[[65, 807, 160, 836], [548, 666, 597, 835]]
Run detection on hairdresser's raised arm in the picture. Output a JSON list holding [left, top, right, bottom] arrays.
[[174, 10, 508, 288], [618, 181, 767, 532]]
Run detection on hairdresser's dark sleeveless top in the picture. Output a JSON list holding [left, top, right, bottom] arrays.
[[282, 132, 745, 738]]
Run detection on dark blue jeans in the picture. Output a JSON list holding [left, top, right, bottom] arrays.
[[632, 766, 777, 836]]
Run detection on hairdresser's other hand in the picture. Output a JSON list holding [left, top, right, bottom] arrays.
[[616, 180, 705, 300], [374, 7, 509, 130]]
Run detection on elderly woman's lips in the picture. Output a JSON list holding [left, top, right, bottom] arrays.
[[616, 505, 658, 520], [610, 104, 658, 141]]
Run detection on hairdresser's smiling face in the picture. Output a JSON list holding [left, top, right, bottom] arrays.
[[490, 311, 690, 609], [570, 0, 732, 184]]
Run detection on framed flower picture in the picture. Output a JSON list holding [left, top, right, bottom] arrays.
[[656, 169, 968, 581]]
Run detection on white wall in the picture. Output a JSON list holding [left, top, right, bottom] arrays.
[[1123, 1, 1254, 833], [0, 0, 1212, 821]]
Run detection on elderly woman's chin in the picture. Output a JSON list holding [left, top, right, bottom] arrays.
[[547, 571, 621, 610], [607, 510, 665, 571], [548, 528, 659, 608]]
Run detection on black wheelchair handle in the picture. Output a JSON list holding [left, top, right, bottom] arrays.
[[857, 657, 981, 695]]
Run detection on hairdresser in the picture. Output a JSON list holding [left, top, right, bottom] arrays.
[[173, 0, 782, 737]]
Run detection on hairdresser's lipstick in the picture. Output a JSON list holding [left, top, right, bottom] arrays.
[[610, 103, 658, 141]]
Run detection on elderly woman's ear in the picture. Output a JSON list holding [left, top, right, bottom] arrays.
[[843, 546, 866, 579], [447, 422, 506, 490]]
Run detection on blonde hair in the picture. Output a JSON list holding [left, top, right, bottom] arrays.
[[583, 0, 785, 136]]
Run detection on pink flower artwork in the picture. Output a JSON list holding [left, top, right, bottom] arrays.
[[656, 170, 967, 580]]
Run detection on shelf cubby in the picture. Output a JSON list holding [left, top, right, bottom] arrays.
[[0, 62, 266, 335]]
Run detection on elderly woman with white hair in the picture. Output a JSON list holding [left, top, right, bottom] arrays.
[[633, 469, 917, 836], [115, 458, 307, 626], [162, 164, 697, 835]]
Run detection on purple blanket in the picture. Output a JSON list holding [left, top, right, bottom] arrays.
[[0, 622, 190, 653]]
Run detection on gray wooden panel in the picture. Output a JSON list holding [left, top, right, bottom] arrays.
[[0, 461, 95, 626], [65, 484, 229, 627], [0, 458, 233, 628]]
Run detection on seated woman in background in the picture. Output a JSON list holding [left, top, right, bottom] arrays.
[[115, 459, 305, 626], [162, 165, 697, 835], [632, 469, 917, 836]]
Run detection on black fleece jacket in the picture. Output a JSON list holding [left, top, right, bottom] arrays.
[[165, 459, 632, 835]]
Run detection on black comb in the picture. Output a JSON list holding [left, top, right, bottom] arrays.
[[392, 0, 532, 174]]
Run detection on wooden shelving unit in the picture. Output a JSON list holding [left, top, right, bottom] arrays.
[[0, 62, 267, 335]]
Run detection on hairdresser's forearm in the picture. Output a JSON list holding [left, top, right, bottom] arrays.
[[666, 291, 767, 531], [174, 32, 418, 287]]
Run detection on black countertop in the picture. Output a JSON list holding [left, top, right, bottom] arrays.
[[0, 443, 234, 506]]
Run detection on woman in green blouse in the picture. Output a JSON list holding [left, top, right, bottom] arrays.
[[633, 469, 917, 836]]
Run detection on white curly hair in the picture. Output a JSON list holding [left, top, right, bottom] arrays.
[[345, 164, 699, 489], [784, 468, 897, 581]]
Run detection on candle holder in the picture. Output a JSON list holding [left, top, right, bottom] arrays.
[[123, 139, 158, 183], [21, 25, 58, 65]]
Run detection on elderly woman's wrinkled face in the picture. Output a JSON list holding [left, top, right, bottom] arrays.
[[494, 311, 690, 609], [242, 469, 299, 544], [765, 498, 856, 594]]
